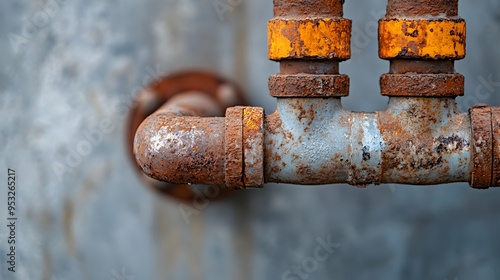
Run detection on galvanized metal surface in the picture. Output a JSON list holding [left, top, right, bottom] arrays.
[[263, 98, 472, 186]]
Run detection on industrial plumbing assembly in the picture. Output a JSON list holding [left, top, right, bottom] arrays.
[[132, 0, 500, 192]]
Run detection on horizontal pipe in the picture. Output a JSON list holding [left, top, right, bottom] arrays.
[[264, 98, 471, 185], [134, 96, 476, 187]]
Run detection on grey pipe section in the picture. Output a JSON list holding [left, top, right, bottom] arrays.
[[264, 97, 471, 185]]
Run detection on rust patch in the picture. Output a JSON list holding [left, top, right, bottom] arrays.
[[264, 112, 283, 134], [434, 135, 469, 154], [377, 99, 467, 184]]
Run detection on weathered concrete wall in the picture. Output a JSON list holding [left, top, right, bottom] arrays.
[[1, 0, 500, 279]]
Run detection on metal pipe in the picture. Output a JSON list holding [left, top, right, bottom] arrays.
[[133, 0, 500, 190], [264, 98, 471, 185], [134, 92, 227, 185]]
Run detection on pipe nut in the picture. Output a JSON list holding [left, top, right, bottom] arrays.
[[268, 18, 351, 61], [379, 19, 466, 60]]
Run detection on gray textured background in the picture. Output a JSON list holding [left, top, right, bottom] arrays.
[[1, 0, 500, 279]]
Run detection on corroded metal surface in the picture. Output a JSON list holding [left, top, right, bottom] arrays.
[[379, 0, 465, 97], [386, 0, 458, 17], [378, 98, 471, 184], [269, 74, 349, 97], [128, 72, 246, 200], [379, 19, 466, 60], [273, 0, 343, 17], [492, 107, 500, 187], [348, 112, 384, 186], [132, 0, 491, 190], [390, 60, 454, 74], [380, 74, 464, 97], [279, 60, 339, 74], [243, 107, 265, 188], [264, 98, 472, 186], [269, 0, 351, 98], [469, 105, 493, 189], [225, 107, 244, 190], [134, 100, 226, 185], [268, 18, 352, 61], [264, 98, 352, 184]]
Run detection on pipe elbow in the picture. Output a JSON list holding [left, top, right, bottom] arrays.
[[134, 113, 226, 185]]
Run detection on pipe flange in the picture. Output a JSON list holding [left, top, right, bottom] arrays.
[[243, 107, 265, 188], [269, 74, 349, 97], [380, 73, 464, 97], [225, 106, 265, 189], [225, 107, 245, 190], [469, 105, 493, 189], [492, 107, 500, 187]]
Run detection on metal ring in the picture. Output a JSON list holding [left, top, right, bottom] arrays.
[[269, 74, 349, 97], [243, 107, 265, 188], [379, 18, 466, 60], [268, 18, 351, 60], [380, 73, 464, 97], [225, 107, 245, 190], [469, 105, 492, 189]]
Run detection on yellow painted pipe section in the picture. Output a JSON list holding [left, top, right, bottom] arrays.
[[379, 19, 466, 60], [268, 18, 351, 60]]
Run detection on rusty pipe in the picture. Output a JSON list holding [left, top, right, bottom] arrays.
[[134, 96, 500, 188], [133, 0, 500, 189], [134, 92, 228, 185], [264, 97, 471, 185]]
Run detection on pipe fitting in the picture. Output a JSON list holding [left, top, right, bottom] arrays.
[[265, 98, 472, 186], [468, 105, 500, 189], [132, 0, 500, 191], [225, 107, 265, 190], [134, 105, 265, 189]]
